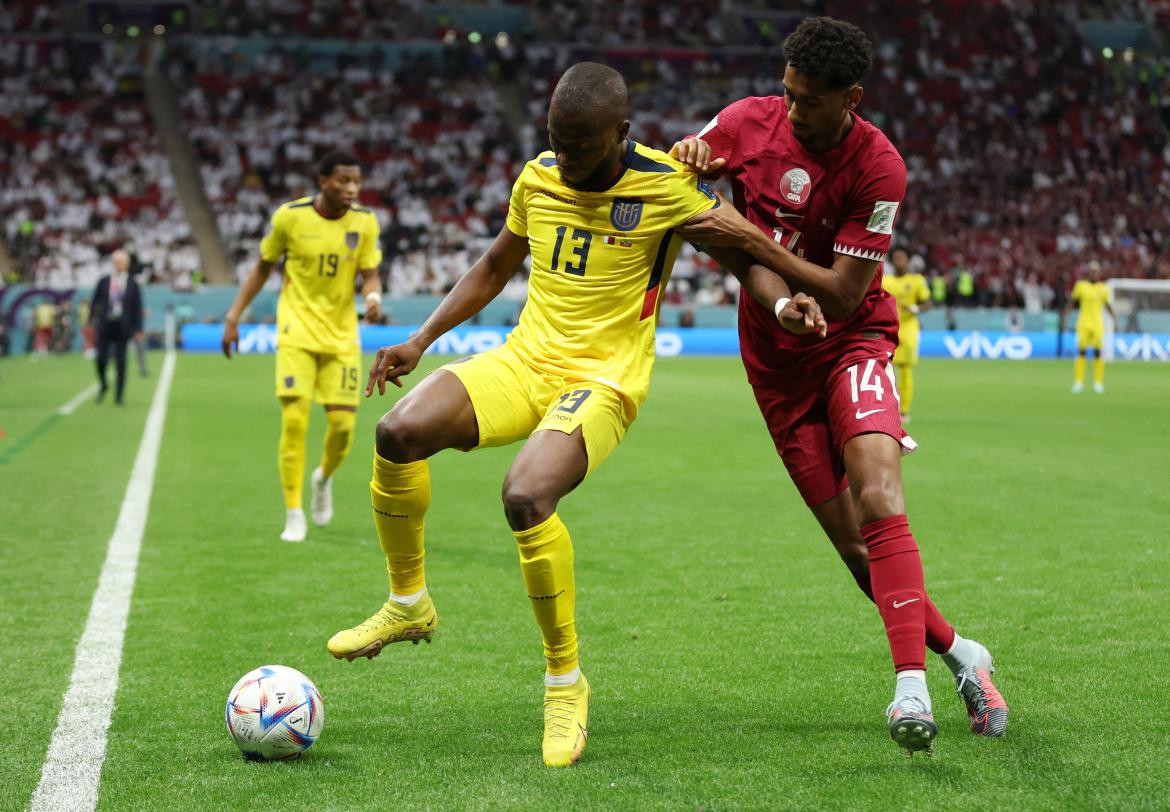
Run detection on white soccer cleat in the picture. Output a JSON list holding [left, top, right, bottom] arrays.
[[1071, 383, 1083, 394], [1093, 383, 1105, 394], [281, 508, 307, 542], [310, 467, 333, 526]]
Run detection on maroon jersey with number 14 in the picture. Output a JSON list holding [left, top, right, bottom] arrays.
[[695, 96, 907, 380]]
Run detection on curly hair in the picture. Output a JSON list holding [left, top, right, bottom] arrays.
[[782, 16, 872, 89]]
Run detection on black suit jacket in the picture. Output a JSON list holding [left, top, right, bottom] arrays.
[[91, 274, 144, 337]]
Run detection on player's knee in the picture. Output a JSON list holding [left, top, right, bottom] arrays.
[[375, 412, 424, 463], [854, 481, 902, 526], [281, 400, 309, 439], [501, 481, 554, 531], [326, 409, 355, 441]]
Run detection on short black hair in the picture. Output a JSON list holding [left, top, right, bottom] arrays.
[[550, 62, 629, 124], [891, 245, 910, 257], [783, 16, 872, 89], [318, 150, 359, 178]]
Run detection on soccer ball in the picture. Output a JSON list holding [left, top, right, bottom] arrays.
[[225, 665, 324, 761]]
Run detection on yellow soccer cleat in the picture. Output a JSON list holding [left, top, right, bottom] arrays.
[[326, 595, 438, 661], [542, 673, 590, 767]]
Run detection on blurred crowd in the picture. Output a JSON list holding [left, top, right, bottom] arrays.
[[1, 0, 1167, 311]]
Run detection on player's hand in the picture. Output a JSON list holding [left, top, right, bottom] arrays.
[[365, 297, 383, 324], [676, 194, 751, 247], [778, 293, 828, 338], [222, 319, 239, 359], [669, 137, 726, 174], [367, 341, 422, 395]]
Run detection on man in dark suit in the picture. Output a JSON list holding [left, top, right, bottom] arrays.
[[90, 249, 144, 404]]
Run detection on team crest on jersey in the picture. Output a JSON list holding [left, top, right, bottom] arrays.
[[780, 168, 812, 207], [284, 375, 295, 388], [345, 231, 360, 250], [610, 198, 644, 231]]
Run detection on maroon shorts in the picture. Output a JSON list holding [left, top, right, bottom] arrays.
[[750, 338, 916, 507]]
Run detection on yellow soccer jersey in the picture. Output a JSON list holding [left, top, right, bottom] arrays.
[[1072, 280, 1110, 333], [882, 272, 930, 336], [260, 196, 382, 355], [504, 141, 719, 407]]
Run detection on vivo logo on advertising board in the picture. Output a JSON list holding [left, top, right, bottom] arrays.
[[237, 324, 279, 354], [428, 330, 505, 355], [942, 332, 1034, 360], [656, 332, 684, 357], [1114, 334, 1170, 361]]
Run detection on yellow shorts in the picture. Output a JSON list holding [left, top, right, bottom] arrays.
[[275, 344, 362, 406], [893, 331, 919, 366], [1077, 326, 1103, 351], [440, 344, 631, 478]]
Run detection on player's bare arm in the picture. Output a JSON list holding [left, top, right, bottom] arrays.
[[680, 196, 878, 320], [366, 226, 530, 395], [359, 266, 383, 323], [222, 258, 277, 358], [699, 244, 827, 337]]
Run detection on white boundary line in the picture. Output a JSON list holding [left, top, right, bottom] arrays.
[[58, 384, 99, 416], [29, 351, 177, 812]]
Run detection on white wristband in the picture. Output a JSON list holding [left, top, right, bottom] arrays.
[[773, 297, 791, 321], [365, 292, 381, 305]]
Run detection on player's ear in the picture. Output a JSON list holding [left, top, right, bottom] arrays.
[[845, 85, 863, 111], [617, 120, 630, 142]]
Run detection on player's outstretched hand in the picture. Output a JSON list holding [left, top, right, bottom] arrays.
[[669, 137, 726, 174], [222, 320, 239, 359], [367, 341, 423, 396], [778, 293, 828, 338]]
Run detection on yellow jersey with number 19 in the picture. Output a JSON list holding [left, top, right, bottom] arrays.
[[260, 197, 382, 355], [504, 140, 718, 411]]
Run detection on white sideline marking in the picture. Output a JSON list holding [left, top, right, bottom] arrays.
[[58, 384, 99, 416], [29, 351, 177, 812]]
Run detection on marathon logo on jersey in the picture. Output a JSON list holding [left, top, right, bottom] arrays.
[[866, 201, 899, 235], [610, 198, 644, 231], [345, 231, 360, 250], [780, 168, 812, 207]]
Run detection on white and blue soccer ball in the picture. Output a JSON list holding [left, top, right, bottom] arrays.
[[225, 665, 324, 761]]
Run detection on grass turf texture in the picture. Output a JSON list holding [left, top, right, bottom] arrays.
[[2, 353, 1168, 810]]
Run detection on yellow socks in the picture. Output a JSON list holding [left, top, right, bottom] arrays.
[[279, 397, 311, 509], [321, 408, 356, 479], [514, 513, 578, 676], [1074, 355, 1086, 385], [898, 364, 915, 415], [371, 453, 431, 595], [1093, 356, 1105, 386]]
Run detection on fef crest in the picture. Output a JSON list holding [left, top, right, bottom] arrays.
[[345, 231, 360, 250], [610, 198, 643, 232]]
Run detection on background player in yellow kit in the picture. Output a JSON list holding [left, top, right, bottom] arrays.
[[325, 62, 825, 768], [222, 151, 383, 542], [1062, 260, 1115, 394], [881, 246, 931, 422]]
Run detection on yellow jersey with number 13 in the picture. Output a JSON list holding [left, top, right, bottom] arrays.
[[504, 140, 718, 410], [260, 197, 382, 355]]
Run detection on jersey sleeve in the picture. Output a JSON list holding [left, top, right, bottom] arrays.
[[666, 173, 720, 229], [259, 206, 288, 263], [689, 98, 752, 173], [916, 276, 931, 304], [505, 167, 529, 238], [1071, 281, 1085, 303], [359, 213, 383, 269], [832, 157, 907, 263]]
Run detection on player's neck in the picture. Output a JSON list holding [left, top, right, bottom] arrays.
[[313, 193, 349, 220], [804, 113, 855, 154], [565, 140, 628, 192]]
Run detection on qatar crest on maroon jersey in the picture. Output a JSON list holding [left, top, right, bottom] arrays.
[[780, 168, 812, 207]]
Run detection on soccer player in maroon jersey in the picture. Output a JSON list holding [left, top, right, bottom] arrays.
[[671, 17, 1008, 754]]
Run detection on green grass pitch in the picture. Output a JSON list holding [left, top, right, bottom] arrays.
[[1, 352, 1168, 810]]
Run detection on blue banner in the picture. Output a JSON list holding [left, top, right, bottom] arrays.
[[183, 324, 1170, 361]]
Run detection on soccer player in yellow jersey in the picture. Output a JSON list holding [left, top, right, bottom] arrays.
[[223, 151, 383, 542], [1062, 260, 1115, 394], [325, 63, 825, 767], [881, 246, 931, 422]]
